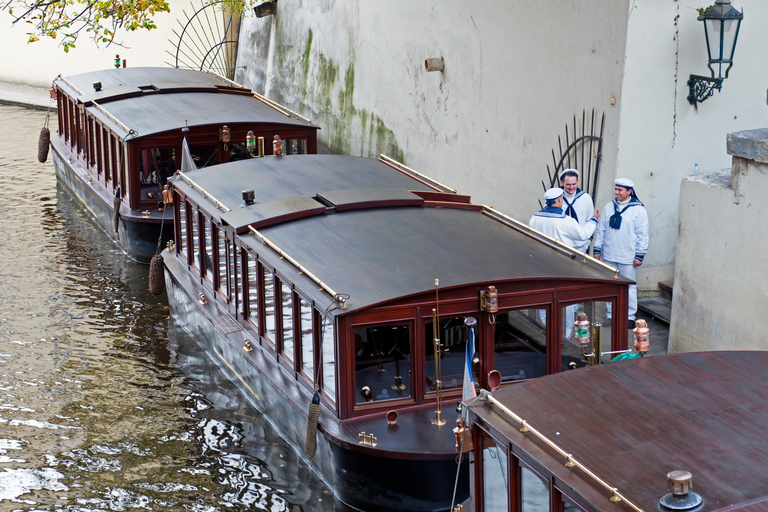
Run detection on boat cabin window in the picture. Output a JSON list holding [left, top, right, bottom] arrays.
[[190, 145, 220, 167], [425, 316, 473, 395], [217, 229, 228, 297], [521, 465, 550, 512], [280, 283, 294, 364], [320, 314, 336, 402], [246, 253, 259, 331], [191, 206, 200, 271], [299, 298, 314, 380], [138, 147, 175, 202], [354, 324, 412, 405], [480, 431, 509, 512], [263, 268, 276, 343], [178, 200, 188, 258], [232, 246, 242, 311], [493, 309, 548, 383], [203, 217, 214, 282], [283, 139, 308, 155], [560, 300, 612, 367]]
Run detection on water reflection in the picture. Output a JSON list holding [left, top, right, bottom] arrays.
[[0, 104, 343, 510]]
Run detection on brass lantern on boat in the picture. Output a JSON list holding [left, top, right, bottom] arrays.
[[575, 312, 591, 347], [633, 319, 650, 355], [246, 130, 256, 152], [220, 125, 231, 143]]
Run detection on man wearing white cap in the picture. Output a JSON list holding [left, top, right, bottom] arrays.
[[593, 178, 649, 328], [559, 169, 595, 252], [529, 188, 599, 248], [530, 188, 600, 338]]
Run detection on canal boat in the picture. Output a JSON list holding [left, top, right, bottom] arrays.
[[466, 351, 768, 512], [162, 152, 633, 511], [50, 67, 318, 262]]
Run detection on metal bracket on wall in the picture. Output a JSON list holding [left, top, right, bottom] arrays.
[[687, 75, 723, 109]]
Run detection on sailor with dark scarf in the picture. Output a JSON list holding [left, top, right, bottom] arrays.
[[593, 178, 649, 328], [559, 168, 595, 252], [529, 188, 600, 248]]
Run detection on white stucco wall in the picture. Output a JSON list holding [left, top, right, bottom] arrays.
[[0, 0, 199, 87], [669, 152, 768, 352], [616, 0, 768, 291], [236, 0, 629, 228]]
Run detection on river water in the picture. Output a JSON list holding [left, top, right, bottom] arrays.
[[0, 104, 344, 510]]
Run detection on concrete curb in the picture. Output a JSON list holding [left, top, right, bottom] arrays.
[[0, 81, 55, 111]]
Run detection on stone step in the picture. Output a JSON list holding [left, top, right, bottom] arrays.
[[638, 297, 671, 325], [658, 280, 673, 300]]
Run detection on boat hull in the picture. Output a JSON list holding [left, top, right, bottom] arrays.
[[164, 253, 469, 511], [50, 137, 172, 263]]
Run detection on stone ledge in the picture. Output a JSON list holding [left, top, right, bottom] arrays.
[[726, 128, 768, 164]]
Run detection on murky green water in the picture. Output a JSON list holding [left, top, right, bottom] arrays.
[[0, 104, 342, 510]]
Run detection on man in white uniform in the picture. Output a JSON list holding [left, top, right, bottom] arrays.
[[529, 188, 600, 338], [559, 169, 595, 253], [593, 178, 649, 328]]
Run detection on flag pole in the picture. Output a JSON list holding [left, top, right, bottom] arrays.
[[432, 279, 446, 426]]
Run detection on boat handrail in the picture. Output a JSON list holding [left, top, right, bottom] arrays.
[[173, 172, 231, 212], [202, 69, 313, 125], [90, 100, 138, 138], [379, 154, 458, 194], [247, 225, 347, 308], [478, 389, 646, 512], [54, 74, 83, 96], [481, 205, 620, 277]]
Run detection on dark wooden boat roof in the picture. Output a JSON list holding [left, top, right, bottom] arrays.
[[172, 154, 629, 314], [173, 154, 444, 228], [253, 206, 629, 314], [55, 67, 316, 139], [468, 352, 768, 512]]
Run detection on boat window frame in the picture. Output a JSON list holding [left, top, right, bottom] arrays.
[[176, 197, 190, 263], [261, 264, 277, 349], [296, 295, 316, 389], [275, 277, 296, 370], [317, 307, 337, 406], [347, 309, 417, 416], [201, 215, 214, 284], [216, 225, 229, 300], [474, 424, 512, 512], [243, 249, 260, 335]]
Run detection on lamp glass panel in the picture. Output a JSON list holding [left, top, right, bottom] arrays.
[[721, 19, 739, 60], [704, 18, 722, 61]]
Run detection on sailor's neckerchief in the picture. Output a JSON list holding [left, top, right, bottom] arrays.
[[534, 205, 565, 218], [562, 188, 585, 223], [608, 194, 643, 229]]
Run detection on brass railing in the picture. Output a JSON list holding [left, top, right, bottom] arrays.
[[480, 390, 645, 512], [379, 154, 458, 194], [175, 172, 231, 212], [247, 225, 346, 307]]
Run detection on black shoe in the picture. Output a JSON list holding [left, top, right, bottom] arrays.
[[628, 319, 636, 329]]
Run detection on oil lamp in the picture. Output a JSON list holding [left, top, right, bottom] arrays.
[[246, 130, 256, 152], [574, 312, 591, 347], [633, 319, 650, 355]]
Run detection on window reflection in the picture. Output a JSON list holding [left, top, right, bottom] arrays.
[[355, 324, 412, 404], [321, 314, 335, 402], [191, 207, 199, 269], [493, 309, 547, 382], [521, 466, 549, 512], [203, 217, 214, 282], [482, 439, 509, 512], [263, 268, 276, 341], [218, 229, 227, 296], [560, 301, 612, 368], [247, 255, 258, 330], [178, 201, 187, 256], [281, 283, 294, 362], [424, 316, 473, 393], [300, 299, 314, 379]]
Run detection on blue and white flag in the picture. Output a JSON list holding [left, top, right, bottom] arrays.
[[462, 321, 477, 402]]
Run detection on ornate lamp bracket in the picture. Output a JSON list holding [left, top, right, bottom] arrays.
[[687, 75, 723, 109]]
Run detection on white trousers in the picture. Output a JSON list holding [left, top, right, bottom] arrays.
[[604, 260, 637, 321]]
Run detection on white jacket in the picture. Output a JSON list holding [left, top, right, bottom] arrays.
[[593, 199, 649, 264], [528, 207, 597, 250], [562, 189, 595, 251]]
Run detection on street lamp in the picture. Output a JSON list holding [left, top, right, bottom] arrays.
[[687, 0, 743, 108]]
